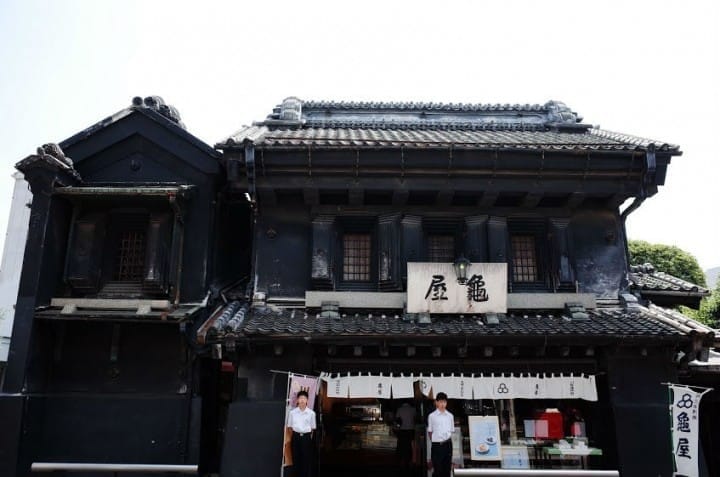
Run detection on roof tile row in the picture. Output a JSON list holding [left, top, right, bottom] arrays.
[[200, 304, 698, 341], [629, 265, 709, 294], [225, 125, 678, 152]]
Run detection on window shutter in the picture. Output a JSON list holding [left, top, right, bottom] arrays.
[[311, 215, 336, 290], [378, 213, 402, 291], [464, 215, 489, 262], [549, 218, 575, 290], [400, 215, 423, 287], [487, 216, 508, 263], [143, 212, 173, 294], [65, 213, 107, 292]]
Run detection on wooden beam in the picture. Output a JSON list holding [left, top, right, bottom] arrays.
[[521, 192, 543, 208], [566, 192, 586, 209], [392, 190, 408, 206], [262, 176, 639, 195], [257, 188, 277, 206], [50, 298, 171, 310], [436, 190, 454, 206], [479, 191, 499, 208], [348, 189, 364, 206], [303, 188, 319, 205], [606, 193, 628, 208]]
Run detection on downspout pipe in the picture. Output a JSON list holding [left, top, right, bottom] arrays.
[[243, 140, 259, 300], [620, 143, 656, 271], [244, 140, 256, 205]]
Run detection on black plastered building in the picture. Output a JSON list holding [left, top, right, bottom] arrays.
[[0, 97, 251, 477], [0, 96, 717, 477], [207, 98, 718, 477]]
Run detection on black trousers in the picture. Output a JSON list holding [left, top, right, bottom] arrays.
[[291, 432, 313, 477], [396, 429, 415, 465], [431, 440, 452, 477]]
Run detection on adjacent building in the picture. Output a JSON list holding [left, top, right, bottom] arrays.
[[0, 172, 32, 374], [0, 97, 250, 476]]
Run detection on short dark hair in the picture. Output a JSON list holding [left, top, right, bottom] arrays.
[[435, 392, 448, 401], [297, 390, 309, 399]]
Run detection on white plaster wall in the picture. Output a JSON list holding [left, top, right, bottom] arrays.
[[0, 172, 31, 362]]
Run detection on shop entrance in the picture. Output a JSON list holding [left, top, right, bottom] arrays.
[[318, 393, 432, 477], [313, 369, 611, 476]]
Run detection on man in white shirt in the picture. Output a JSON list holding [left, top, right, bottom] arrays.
[[287, 390, 316, 477], [427, 392, 454, 477]]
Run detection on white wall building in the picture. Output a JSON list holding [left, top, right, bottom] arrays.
[[0, 172, 32, 363]]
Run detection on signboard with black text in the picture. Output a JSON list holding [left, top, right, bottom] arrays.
[[407, 262, 507, 314]]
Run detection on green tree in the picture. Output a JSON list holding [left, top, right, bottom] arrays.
[[628, 240, 707, 287], [693, 282, 720, 326]]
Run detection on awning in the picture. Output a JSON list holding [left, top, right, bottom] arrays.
[[320, 371, 598, 401]]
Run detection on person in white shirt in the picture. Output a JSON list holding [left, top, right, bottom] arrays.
[[427, 392, 454, 477], [287, 390, 316, 477]]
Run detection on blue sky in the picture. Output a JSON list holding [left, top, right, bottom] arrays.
[[0, 0, 718, 269]]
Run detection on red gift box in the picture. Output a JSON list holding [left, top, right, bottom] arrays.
[[534, 410, 564, 439]]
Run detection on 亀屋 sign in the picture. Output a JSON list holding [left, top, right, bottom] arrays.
[[407, 262, 507, 314]]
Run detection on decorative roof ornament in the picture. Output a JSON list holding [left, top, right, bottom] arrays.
[[545, 100, 582, 124], [131, 96, 185, 129], [15, 143, 81, 180], [630, 263, 656, 274], [279, 96, 302, 121], [37, 143, 74, 168], [256, 97, 590, 131]]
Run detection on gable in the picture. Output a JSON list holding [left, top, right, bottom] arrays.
[[73, 133, 214, 184], [60, 109, 220, 183]]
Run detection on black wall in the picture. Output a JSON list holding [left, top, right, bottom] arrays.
[[607, 349, 677, 476], [252, 201, 628, 299], [220, 400, 286, 477], [255, 206, 312, 298], [17, 395, 201, 477]]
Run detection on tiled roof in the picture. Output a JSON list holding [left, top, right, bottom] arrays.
[[629, 265, 710, 294], [198, 304, 713, 342], [224, 124, 678, 152], [219, 97, 680, 153], [300, 100, 564, 113]]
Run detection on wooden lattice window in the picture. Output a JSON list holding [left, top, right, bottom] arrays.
[[428, 235, 455, 263], [511, 235, 538, 282], [343, 233, 371, 281], [114, 230, 146, 281]]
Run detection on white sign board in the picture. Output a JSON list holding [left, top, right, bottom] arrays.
[[407, 262, 507, 314], [670, 385, 709, 477], [469, 416, 502, 461]]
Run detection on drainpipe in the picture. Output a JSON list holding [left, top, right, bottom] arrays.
[[620, 143, 656, 272], [244, 140, 259, 300], [244, 140, 256, 206]]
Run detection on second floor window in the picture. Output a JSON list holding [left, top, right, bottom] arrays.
[[114, 230, 146, 281], [508, 219, 549, 291], [64, 208, 173, 297], [343, 233, 372, 281], [428, 235, 455, 263], [511, 235, 539, 282]]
